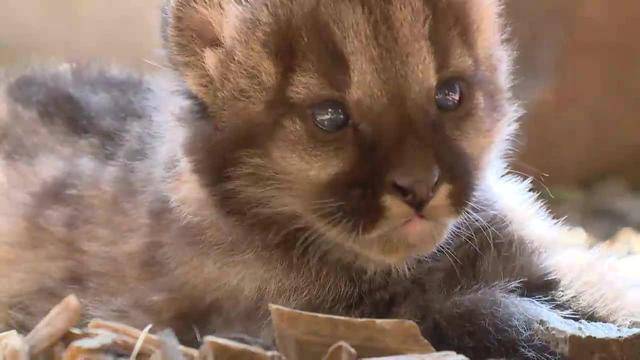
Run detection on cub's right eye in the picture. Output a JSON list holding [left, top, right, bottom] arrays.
[[310, 100, 350, 133], [435, 78, 464, 112]]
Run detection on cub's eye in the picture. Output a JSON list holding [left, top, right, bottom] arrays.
[[435, 79, 464, 111], [311, 100, 350, 133]]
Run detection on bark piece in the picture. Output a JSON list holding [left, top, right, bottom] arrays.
[[62, 332, 120, 360], [25, 294, 82, 356], [270, 305, 435, 360], [198, 336, 283, 360], [62, 328, 90, 344], [0, 331, 29, 360], [66, 326, 145, 356], [322, 342, 357, 360], [62, 330, 183, 360], [62, 331, 131, 359], [539, 320, 640, 359], [363, 352, 468, 360], [87, 320, 199, 359]]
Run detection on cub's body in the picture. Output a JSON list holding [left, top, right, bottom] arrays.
[[0, 1, 638, 358]]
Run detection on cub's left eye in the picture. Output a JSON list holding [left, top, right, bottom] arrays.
[[311, 100, 350, 133], [435, 79, 464, 111]]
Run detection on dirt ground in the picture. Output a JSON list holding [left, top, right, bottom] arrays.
[[547, 178, 640, 241]]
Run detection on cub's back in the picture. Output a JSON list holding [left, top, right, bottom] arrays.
[[0, 65, 175, 331], [0, 64, 159, 244], [0, 64, 153, 163]]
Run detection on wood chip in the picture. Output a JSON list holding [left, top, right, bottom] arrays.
[[62, 342, 117, 360], [322, 342, 357, 360], [198, 336, 283, 360], [62, 347, 110, 359], [25, 294, 82, 356], [270, 305, 435, 360], [61, 328, 89, 344], [63, 330, 182, 360], [362, 352, 469, 360], [88, 320, 199, 359], [0, 331, 29, 360], [538, 319, 640, 359], [130, 324, 153, 360], [62, 331, 119, 359]]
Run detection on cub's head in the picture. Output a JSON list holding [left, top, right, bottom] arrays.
[[164, 0, 518, 269]]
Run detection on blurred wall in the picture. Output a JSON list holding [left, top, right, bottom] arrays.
[[0, 0, 639, 187], [0, 0, 163, 70], [509, 1, 640, 186]]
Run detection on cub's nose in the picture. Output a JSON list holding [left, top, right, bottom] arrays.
[[390, 168, 440, 213]]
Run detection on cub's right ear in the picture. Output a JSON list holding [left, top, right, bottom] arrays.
[[162, 0, 251, 97]]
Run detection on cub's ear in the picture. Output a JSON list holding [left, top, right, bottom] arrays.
[[162, 0, 251, 96], [465, 0, 510, 73]]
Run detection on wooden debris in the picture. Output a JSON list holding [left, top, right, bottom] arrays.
[[198, 336, 282, 360], [62, 329, 195, 360], [87, 321, 199, 359], [62, 336, 118, 360], [362, 352, 469, 360], [538, 319, 640, 359], [1, 294, 637, 359], [0, 331, 29, 360], [61, 328, 89, 345], [319, 343, 468, 360], [130, 324, 154, 360], [270, 305, 435, 360], [25, 295, 81, 356], [61, 328, 133, 359], [322, 342, 357, 360], [61, 331, 120, 359]]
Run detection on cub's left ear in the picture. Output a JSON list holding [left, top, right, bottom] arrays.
[[465, 0, 510, 72], [162, 0, 252, 95]]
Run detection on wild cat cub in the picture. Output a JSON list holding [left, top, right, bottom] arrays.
[[0, 0, 638, 358]]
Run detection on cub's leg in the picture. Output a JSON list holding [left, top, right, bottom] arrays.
[[416, 286, 568, 359]]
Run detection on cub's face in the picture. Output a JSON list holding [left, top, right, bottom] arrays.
[[166, 0, 516, 268]]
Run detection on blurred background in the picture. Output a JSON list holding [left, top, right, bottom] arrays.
[[0, 0, 639, 244]]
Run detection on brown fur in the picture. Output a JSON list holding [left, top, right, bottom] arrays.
[[0, 1, 638, 358]]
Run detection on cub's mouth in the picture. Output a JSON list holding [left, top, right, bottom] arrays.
[[306, 183, 458, 268]]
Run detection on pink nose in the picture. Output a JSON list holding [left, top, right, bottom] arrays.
[[391, 168, 440, 213]]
